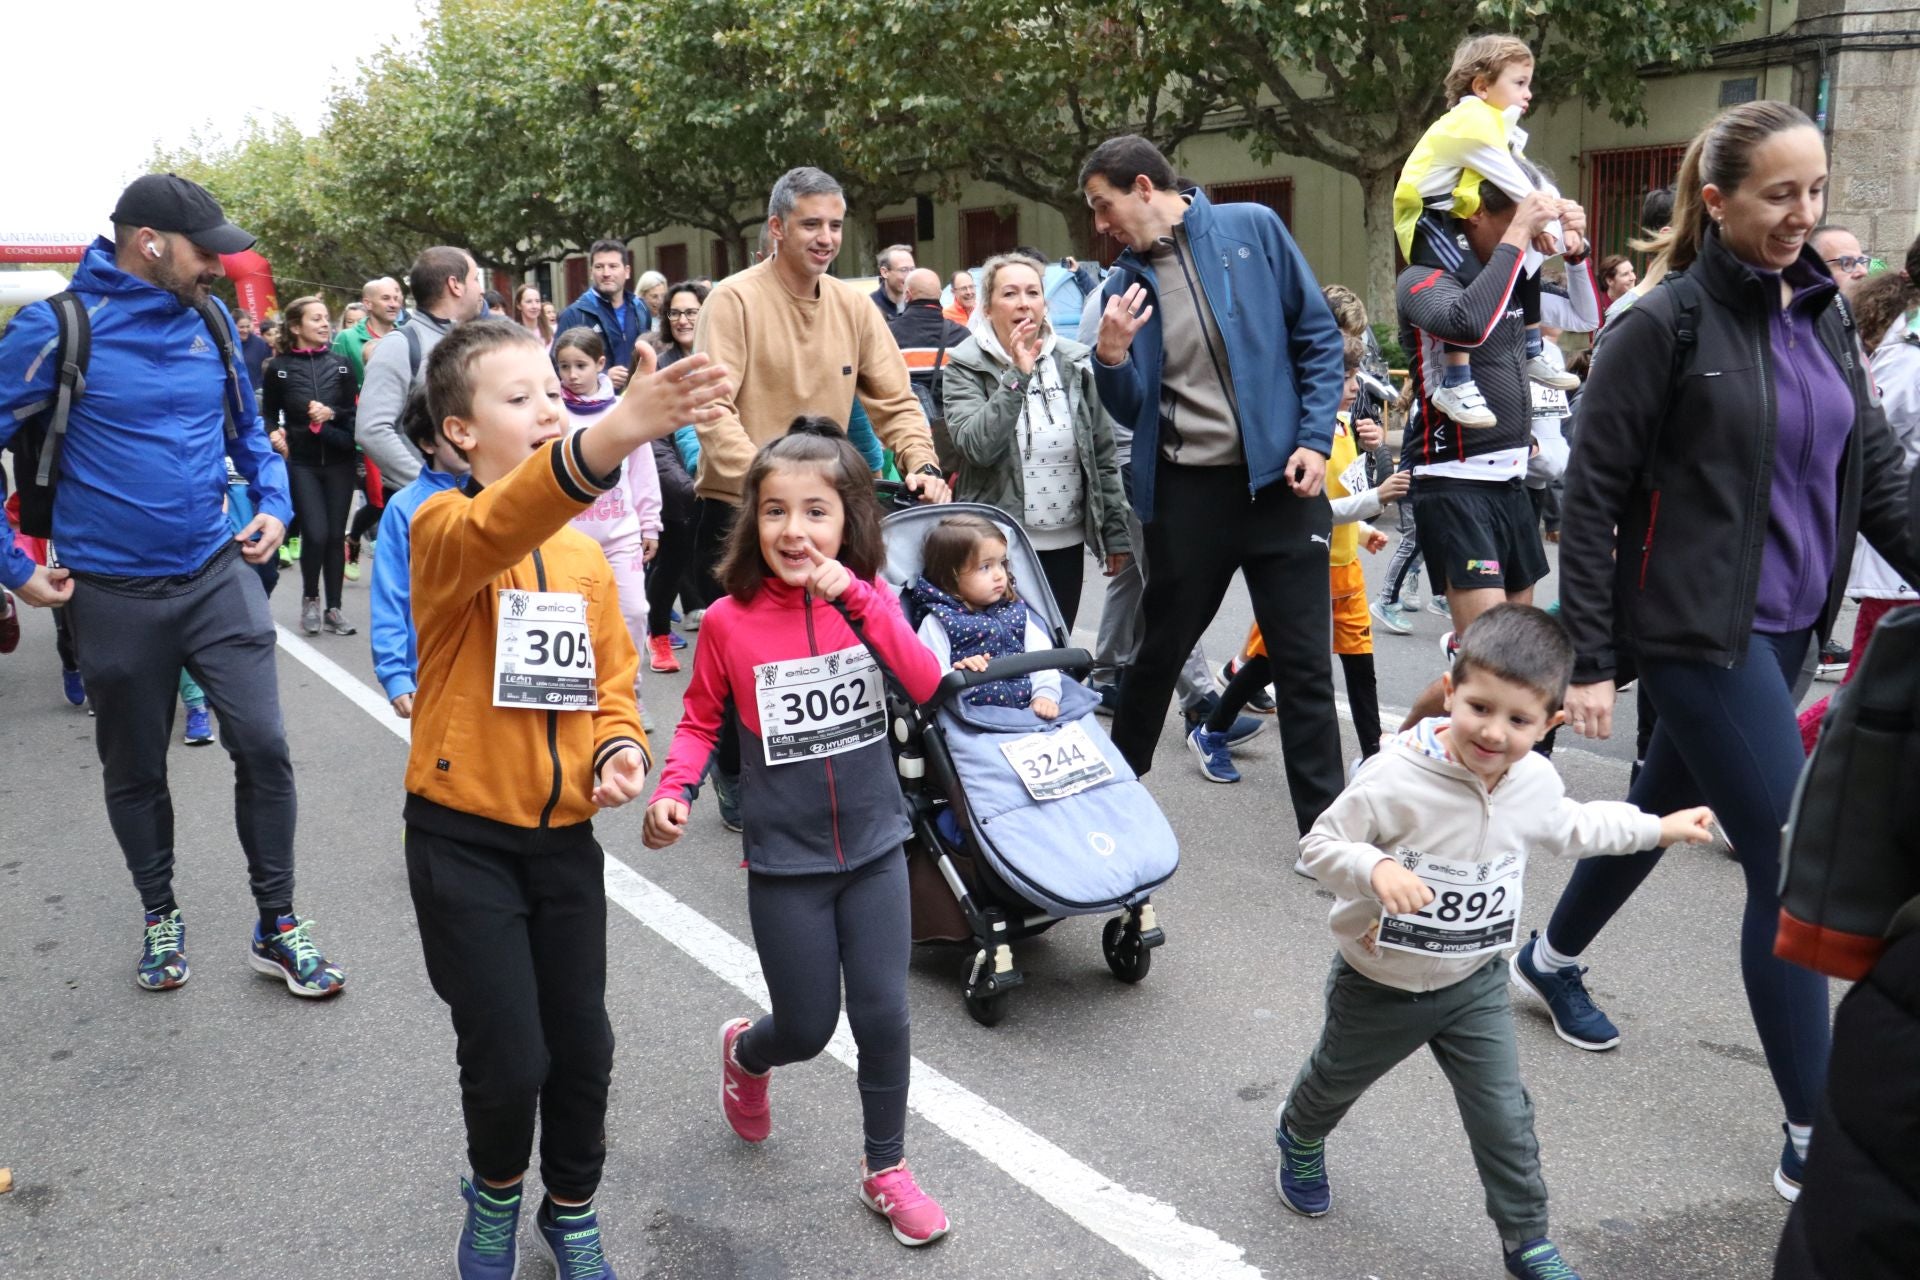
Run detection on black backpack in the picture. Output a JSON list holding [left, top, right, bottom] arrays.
[[6, 291, 250, 539], [1778, 604, 1920, 980]]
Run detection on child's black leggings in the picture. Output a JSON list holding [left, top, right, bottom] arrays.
[[735, 851, 912, 1169]]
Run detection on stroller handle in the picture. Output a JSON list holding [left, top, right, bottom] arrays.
[[924, 647, 1094, 712]]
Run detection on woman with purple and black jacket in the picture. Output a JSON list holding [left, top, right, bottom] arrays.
[[1508, 102, 1920, 1205]]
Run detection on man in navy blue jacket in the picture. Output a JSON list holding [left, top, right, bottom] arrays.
[[554, 238, 650, 387], [1081, 135, 1347, 839], [0, 174, 345, 999]]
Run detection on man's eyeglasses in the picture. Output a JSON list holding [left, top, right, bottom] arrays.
[[667, 309, 701, 320], [1826, 255, 1874, 272]]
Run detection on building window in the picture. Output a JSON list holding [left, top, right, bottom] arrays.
[[961, 207, 1020, 270], [656, 243, 689, 283], [1206, 177, 1295, 229], [1719, 77, 1759, 107], [1581, 143, 1688, 266], [564, 256, 588, 306], [876, 215, 918, 258]]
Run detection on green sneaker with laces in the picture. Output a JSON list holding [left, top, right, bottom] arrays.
[[248, 914, 346, 998], [137, 908, 189, 991]]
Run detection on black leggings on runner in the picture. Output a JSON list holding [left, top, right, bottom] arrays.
[[287, 461, 356, 609], [646, 519, 698, 638], [1210, 651, 1382, 758], [1032, 545, 1085, 633], [733, 852, 912, 1169]]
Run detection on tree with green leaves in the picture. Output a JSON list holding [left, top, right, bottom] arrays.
[[1158, 0, 1758, 319], [776, 0, 1218, 259]]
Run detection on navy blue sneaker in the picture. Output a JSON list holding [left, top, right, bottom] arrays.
[[1183, 693, 1267, 746], [667, 630, 687, 650], [1509, 932, 1620, 1051], [62, 668, 86, 707], [1186, 724, 1240, 783], [1775, 1124, 1806, 1202], [456, 1177, 522, 1279], [1504, 1236, 1581, 1279], [1090, 681, 1121, 717], [1273, 1121, 1329, 1217], [536, 1198, 618, 1279]]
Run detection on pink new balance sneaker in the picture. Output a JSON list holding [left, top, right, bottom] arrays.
[[718, 1017, 771, 1142], [859, 1161, 951, 1247]]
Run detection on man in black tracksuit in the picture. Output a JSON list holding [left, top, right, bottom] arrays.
[[887, 268, 970, 425]]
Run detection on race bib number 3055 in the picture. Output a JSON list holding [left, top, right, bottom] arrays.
[[1376, 849, 1524, 958], [755, 644, 885, 765], [494, 590, 598, 710]]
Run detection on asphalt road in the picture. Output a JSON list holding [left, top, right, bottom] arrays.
[[0, 530, 1840, 1279]]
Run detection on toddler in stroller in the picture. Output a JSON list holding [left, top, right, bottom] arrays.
[[882, 503, 1179, 1026]]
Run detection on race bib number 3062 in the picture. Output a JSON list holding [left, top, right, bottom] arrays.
[[1376, 849, 1524, 958], [494, 590, 598, 710], [755, 644, 885, 765]]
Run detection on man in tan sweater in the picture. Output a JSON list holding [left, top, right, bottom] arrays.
[[692, 166, 951, 508]]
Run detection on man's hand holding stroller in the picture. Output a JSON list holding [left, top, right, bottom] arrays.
[[643, 798, 691, 849]]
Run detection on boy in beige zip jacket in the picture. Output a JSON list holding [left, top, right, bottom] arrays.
[[1275, 604, 1713, 1280]]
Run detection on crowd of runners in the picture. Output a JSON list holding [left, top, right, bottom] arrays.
[[4, 30, 1919, 1280]]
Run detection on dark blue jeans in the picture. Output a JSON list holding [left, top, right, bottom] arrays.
[[1544, 629, 1829, 1122]]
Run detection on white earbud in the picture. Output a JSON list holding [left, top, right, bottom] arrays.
[[147, 242, 163, 259]]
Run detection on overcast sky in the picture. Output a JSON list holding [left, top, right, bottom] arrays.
[[2, 1, 432, 237]]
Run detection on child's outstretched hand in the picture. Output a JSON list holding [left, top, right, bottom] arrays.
[[802, 541, 851, 601], [1363, 529, 1389, 555], [953, 654, 991, 673], [1657, 806, 1718, 848], [643, 798, 690, 848], [1032, 696, 1059, 719], [1370, 856, 1436, 916], [593, 746, 649, 809], [603, 345, 732, 447]]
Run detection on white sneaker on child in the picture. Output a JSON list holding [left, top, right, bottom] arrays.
[[1524, 355, 1580, 390], [1430, 381, 1496, 427]]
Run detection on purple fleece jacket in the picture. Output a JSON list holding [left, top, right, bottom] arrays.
[[1752, 257, 1853, 632]]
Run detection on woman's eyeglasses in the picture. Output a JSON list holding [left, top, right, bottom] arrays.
[[667, 309, 702, 320]]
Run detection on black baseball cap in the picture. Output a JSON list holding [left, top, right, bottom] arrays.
[[110, 173, 255, 254]]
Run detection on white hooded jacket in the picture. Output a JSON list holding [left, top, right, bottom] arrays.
[[1300, 719, 1661, 993]]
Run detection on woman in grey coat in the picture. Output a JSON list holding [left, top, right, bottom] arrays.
[[941, 253, 1131, 628]]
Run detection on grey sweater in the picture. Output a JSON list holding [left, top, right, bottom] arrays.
[[354, 310, 456, 486]]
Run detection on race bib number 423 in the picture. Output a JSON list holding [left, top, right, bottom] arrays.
[[755, 644, 885, 765], [494, 590, 597, 710], [1376, 849, 1524, 958]]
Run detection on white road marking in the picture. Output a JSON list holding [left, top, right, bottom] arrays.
[[274, 624, 1266, 1280]]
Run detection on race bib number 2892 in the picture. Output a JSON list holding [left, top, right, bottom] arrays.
[[1376, 849, 1524, 958]]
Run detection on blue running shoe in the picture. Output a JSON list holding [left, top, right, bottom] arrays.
[[1089, 681, 1121, 718], [1183, 693, 1267, 746], [1186, 724, 1240, 783], [1504, 1236, 1581, 1279], [62, 668, 87, 707], [536, 1198, 618, 1279], [249, 914, 346, 998], [137, 908, 189, 991], [183, 706, 214, 746], [1370, 599, 1414, 636], [1775, 1124, 1805, 1203], [667, 630, 687, 650], [1428, 595, 1451, 617], [1273, 1121, 1329, 1217], [457, 1177, 522, 1279], [1510, 932, 1619, 1050]]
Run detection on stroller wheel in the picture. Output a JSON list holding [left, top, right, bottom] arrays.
[[964, 988, 1011, 1027], [1102, 917, 1153, 984]]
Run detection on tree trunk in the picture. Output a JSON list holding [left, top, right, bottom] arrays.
[[841, 208, 879, 280], [1057, 200, 1099, 261], [1361, 165, 1401, 332], [724, 226, 752, 275]]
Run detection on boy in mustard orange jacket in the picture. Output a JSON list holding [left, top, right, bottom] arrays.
[[403, 318, 729, 1279]]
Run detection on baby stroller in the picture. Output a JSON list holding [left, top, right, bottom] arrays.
[[869, 496, 1179, 1026]]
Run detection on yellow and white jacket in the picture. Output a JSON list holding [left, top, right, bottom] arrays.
[[1393, 96, 1562, 266]]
